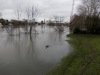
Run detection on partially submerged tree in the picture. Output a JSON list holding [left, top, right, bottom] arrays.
[[13, 6, 23, 35], [24, 5, 40, 34], [54, 15, 64, 25], [53, 15, 64, 32], [30, 5, 41, 34], [23, 5, 31, 34]]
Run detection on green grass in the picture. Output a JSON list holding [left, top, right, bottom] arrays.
[[47, 34, 100, 75]]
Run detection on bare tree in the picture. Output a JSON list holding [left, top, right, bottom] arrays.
[[78, 0, 100, 16], [53, 15, 64, 32], [14, 6, 23, 35], [54, 15, 64, 25], [24, 5, 40, 34], [23, 5, 31, 34], [29, 5, 40, 34], [25, 5, 31, 21], [30, 5, 40, 21], [14, 6, 22, 20]]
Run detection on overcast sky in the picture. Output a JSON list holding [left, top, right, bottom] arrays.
[[0, 0, 81, 22]]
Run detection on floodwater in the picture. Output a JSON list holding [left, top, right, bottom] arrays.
[[0, 25, 72, 75]]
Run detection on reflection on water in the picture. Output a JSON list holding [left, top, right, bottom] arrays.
[[0, 25, 72, 75]]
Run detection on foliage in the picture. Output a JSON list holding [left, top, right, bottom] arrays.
[[70, 0, 100, 34], [70, 14, 85, 30], [0, 19, 9, 25], [73, 26, 80, 34], [70, 13, 100, 34], [47, 34, 100, 75], [85, 14, 100, 34]]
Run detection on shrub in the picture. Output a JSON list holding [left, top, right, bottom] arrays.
[[73, 27, 80, 34]]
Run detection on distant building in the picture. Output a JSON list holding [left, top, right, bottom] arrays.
[[0, 23, 3, 28]]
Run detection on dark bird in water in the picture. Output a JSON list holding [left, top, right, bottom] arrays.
[[46, 45, 49, 49]]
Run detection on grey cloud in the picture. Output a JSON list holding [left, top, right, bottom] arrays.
[[0, 0, 81, 21]]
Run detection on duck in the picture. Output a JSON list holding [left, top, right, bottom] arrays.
[[46, 45, 49, 49]]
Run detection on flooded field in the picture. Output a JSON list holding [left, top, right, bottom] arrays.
[[0, 25, 72, 75]]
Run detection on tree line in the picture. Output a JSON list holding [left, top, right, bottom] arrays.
[[70, 0, 100, 34], [0, 5, 41, 26]]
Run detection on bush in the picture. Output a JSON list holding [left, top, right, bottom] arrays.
[[80, 30, 87, 34], [85, 14, 100, 34], [73, 27, 80, 34]]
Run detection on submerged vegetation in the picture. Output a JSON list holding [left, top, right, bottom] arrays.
[[47, 34, 100, 75]]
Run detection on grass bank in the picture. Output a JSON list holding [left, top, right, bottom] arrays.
[[47, 34, 100, 75]]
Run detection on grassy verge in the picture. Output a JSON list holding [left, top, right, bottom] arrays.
[[47, 34, 100, 75]]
